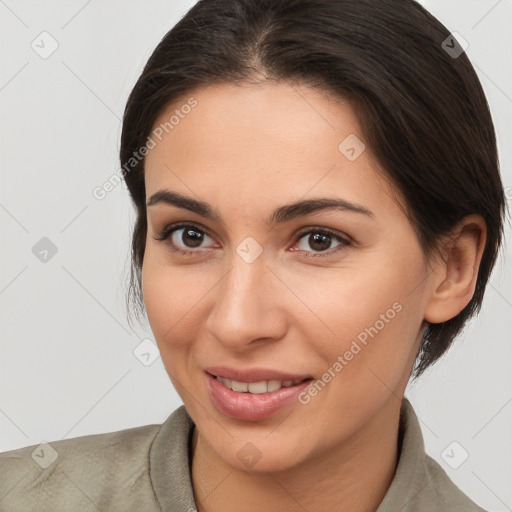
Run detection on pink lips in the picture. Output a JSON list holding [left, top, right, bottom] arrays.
[[205, 367, 312, 421], [204, 365, 311, 383]]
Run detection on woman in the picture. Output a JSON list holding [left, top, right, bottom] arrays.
[[0, 0, 506, 510]]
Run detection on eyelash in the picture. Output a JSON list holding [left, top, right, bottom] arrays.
[[153, 222, 351, 258]]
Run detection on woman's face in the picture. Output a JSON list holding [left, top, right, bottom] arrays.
[[142, 81, 434, 472]]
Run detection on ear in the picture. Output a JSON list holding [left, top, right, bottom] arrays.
[[424, 214, 487, 324]]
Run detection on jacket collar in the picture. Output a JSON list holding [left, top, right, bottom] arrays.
[[148, 398, 460, 511]]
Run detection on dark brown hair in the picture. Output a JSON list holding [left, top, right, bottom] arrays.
[[120, 0, 506, 377]]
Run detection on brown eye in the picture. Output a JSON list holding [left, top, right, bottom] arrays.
[[153, 223, 216, 256], [293, 228, 350, 256], [175, 226, 205, 248], [304, 232, 332, 252]]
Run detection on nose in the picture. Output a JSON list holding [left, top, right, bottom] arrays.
[[205, 250, 288, 352]]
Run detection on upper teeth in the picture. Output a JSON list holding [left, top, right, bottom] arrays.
[[216, 376, 304, 393]]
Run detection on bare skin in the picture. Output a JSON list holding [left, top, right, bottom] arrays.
[[141, 80, 486, 512]]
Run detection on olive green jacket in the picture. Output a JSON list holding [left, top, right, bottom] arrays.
[[0, 399, 487, 511]]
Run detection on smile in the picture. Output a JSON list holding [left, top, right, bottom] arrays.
[[205, 370, 314, 421], [214, 376, 308, 394]]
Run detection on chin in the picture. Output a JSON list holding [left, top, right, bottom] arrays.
[[224, 450, 301, 474]]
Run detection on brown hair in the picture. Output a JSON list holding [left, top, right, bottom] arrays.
[[120, 0, 506, 377]]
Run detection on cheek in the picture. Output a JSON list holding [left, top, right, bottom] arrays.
[[141, 249, 168, 340], [141, 249, 205, 392], [141, 244, 219, 350], [141, 246, 192, 347], [287, 249, 427, 385]]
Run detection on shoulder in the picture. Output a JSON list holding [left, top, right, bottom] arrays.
[[0, 423, 162, 511], [379, 399, 489, 512], [421, 454, 488, 512]]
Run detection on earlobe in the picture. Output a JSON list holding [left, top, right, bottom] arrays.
[[424, 215, 487, 324]]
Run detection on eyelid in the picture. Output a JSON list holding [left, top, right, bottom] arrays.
[[290, 226, 351, 257], [153, 221, 213, 242], [293, 225, 352, 244], [153, 222, 218, 254]]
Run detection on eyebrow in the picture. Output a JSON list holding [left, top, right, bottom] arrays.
[[146, 189, 374, 225]]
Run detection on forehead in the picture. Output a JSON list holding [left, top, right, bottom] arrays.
[[144, 81, 399, 217]]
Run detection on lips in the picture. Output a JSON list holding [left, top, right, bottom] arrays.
[[204, 365, 311, 383], [204, 366, 314, 421]]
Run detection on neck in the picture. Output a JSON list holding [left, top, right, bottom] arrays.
[[191, 396, 402, 512]]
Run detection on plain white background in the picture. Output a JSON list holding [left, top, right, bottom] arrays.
[[0, 0, 511, 510]]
